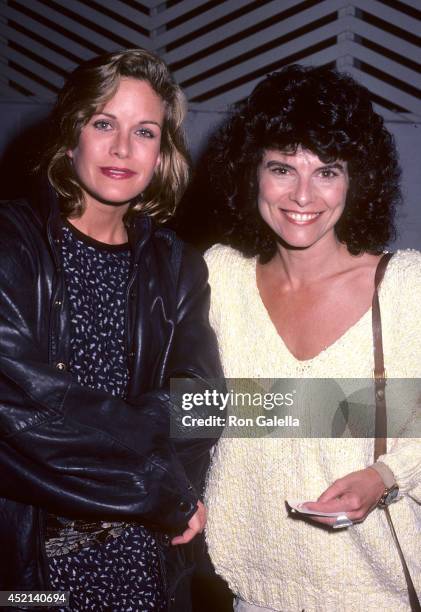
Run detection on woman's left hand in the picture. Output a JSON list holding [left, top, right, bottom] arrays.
[[171, 500, 207, 545], [302, 467, 385, 527]]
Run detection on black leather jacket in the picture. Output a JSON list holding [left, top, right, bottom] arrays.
[[0, 185, 222, 610]]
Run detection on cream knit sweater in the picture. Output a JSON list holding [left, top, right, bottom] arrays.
[[204, 245, 421, 612]]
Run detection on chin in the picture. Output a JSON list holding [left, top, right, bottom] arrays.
[[87, 188, 139, 208], [275, 230, 329, 250], [274, 231, 315, 250], [99, 199, 134, 208], [276, 239, 314, 251]]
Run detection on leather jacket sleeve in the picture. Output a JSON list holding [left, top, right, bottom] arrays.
[[0, 211, 221, 531], [164, 242, 225, 492]]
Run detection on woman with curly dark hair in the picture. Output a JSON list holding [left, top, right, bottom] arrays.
[[204, 65, 420, 610]]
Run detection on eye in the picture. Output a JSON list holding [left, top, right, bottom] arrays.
[[269, 164, 289, 176], [319, 168, 338, 179], [136, 127, 155, 139], [93, 119, 112, 131]]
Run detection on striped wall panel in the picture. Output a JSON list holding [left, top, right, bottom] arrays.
[[0, 0, 419, 120]]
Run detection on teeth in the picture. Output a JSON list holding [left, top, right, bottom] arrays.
[[285, 211, 320, 221]]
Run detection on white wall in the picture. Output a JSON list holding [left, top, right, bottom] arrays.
[[389, 122, 421, 251]]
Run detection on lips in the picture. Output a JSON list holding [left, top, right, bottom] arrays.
[[282, 210, 322, 225], [100, 167, 137, 179]]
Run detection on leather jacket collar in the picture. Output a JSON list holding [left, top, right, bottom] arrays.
[[29, 178, 155, 264]]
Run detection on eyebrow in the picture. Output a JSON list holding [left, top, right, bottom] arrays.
[[266, 160, 294, 169], [92, 112, 162, 129], [266, 160, 346, 172], [322, 162, 346, 172]]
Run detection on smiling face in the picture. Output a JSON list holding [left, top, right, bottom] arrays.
[[67, 78, 165, 212], [257, 147, 349, 251]]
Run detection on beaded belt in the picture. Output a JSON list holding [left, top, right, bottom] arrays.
[[45, 514, 131, 558]]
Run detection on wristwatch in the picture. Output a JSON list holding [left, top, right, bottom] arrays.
[[378, 484, 399, 507]]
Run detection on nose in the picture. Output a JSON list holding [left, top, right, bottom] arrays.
[[110, 130, 131, 159], [290, 176, 313, 207]]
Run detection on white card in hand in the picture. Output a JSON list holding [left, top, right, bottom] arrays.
[[287, 500, 348, 518]]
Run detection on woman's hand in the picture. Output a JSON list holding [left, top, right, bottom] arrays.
[[302, 467, 385, 527], [171, 500, 207, 545]]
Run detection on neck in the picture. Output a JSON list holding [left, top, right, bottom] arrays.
[[68, 202, 129, 245], [273, 238, 351, 289]]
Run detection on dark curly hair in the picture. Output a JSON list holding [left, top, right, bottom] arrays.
[[208, 64, 401, 262]]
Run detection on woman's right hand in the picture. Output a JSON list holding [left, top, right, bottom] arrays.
[[302, 467, 386, 527]]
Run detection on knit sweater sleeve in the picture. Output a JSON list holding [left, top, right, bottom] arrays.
[[374, 250, 421, 502], [204, 244, 230, 334]]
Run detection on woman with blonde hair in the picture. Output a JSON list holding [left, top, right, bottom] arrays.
[[0, 48, 221, 611]]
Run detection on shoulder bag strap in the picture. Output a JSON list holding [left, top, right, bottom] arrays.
[[372, 252, 393, 461], [372, 252, 421, 611]]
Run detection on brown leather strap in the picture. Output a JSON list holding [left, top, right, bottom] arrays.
[[372, 252, 393, 461], [372, 252, 421, 611], [385, 508, 421, 611]]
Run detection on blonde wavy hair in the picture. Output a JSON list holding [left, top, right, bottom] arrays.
[[43, 48, 190, 222]]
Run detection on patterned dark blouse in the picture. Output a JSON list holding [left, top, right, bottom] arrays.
[[60, 221, 130, 397], [46, 221, 165, 611]]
